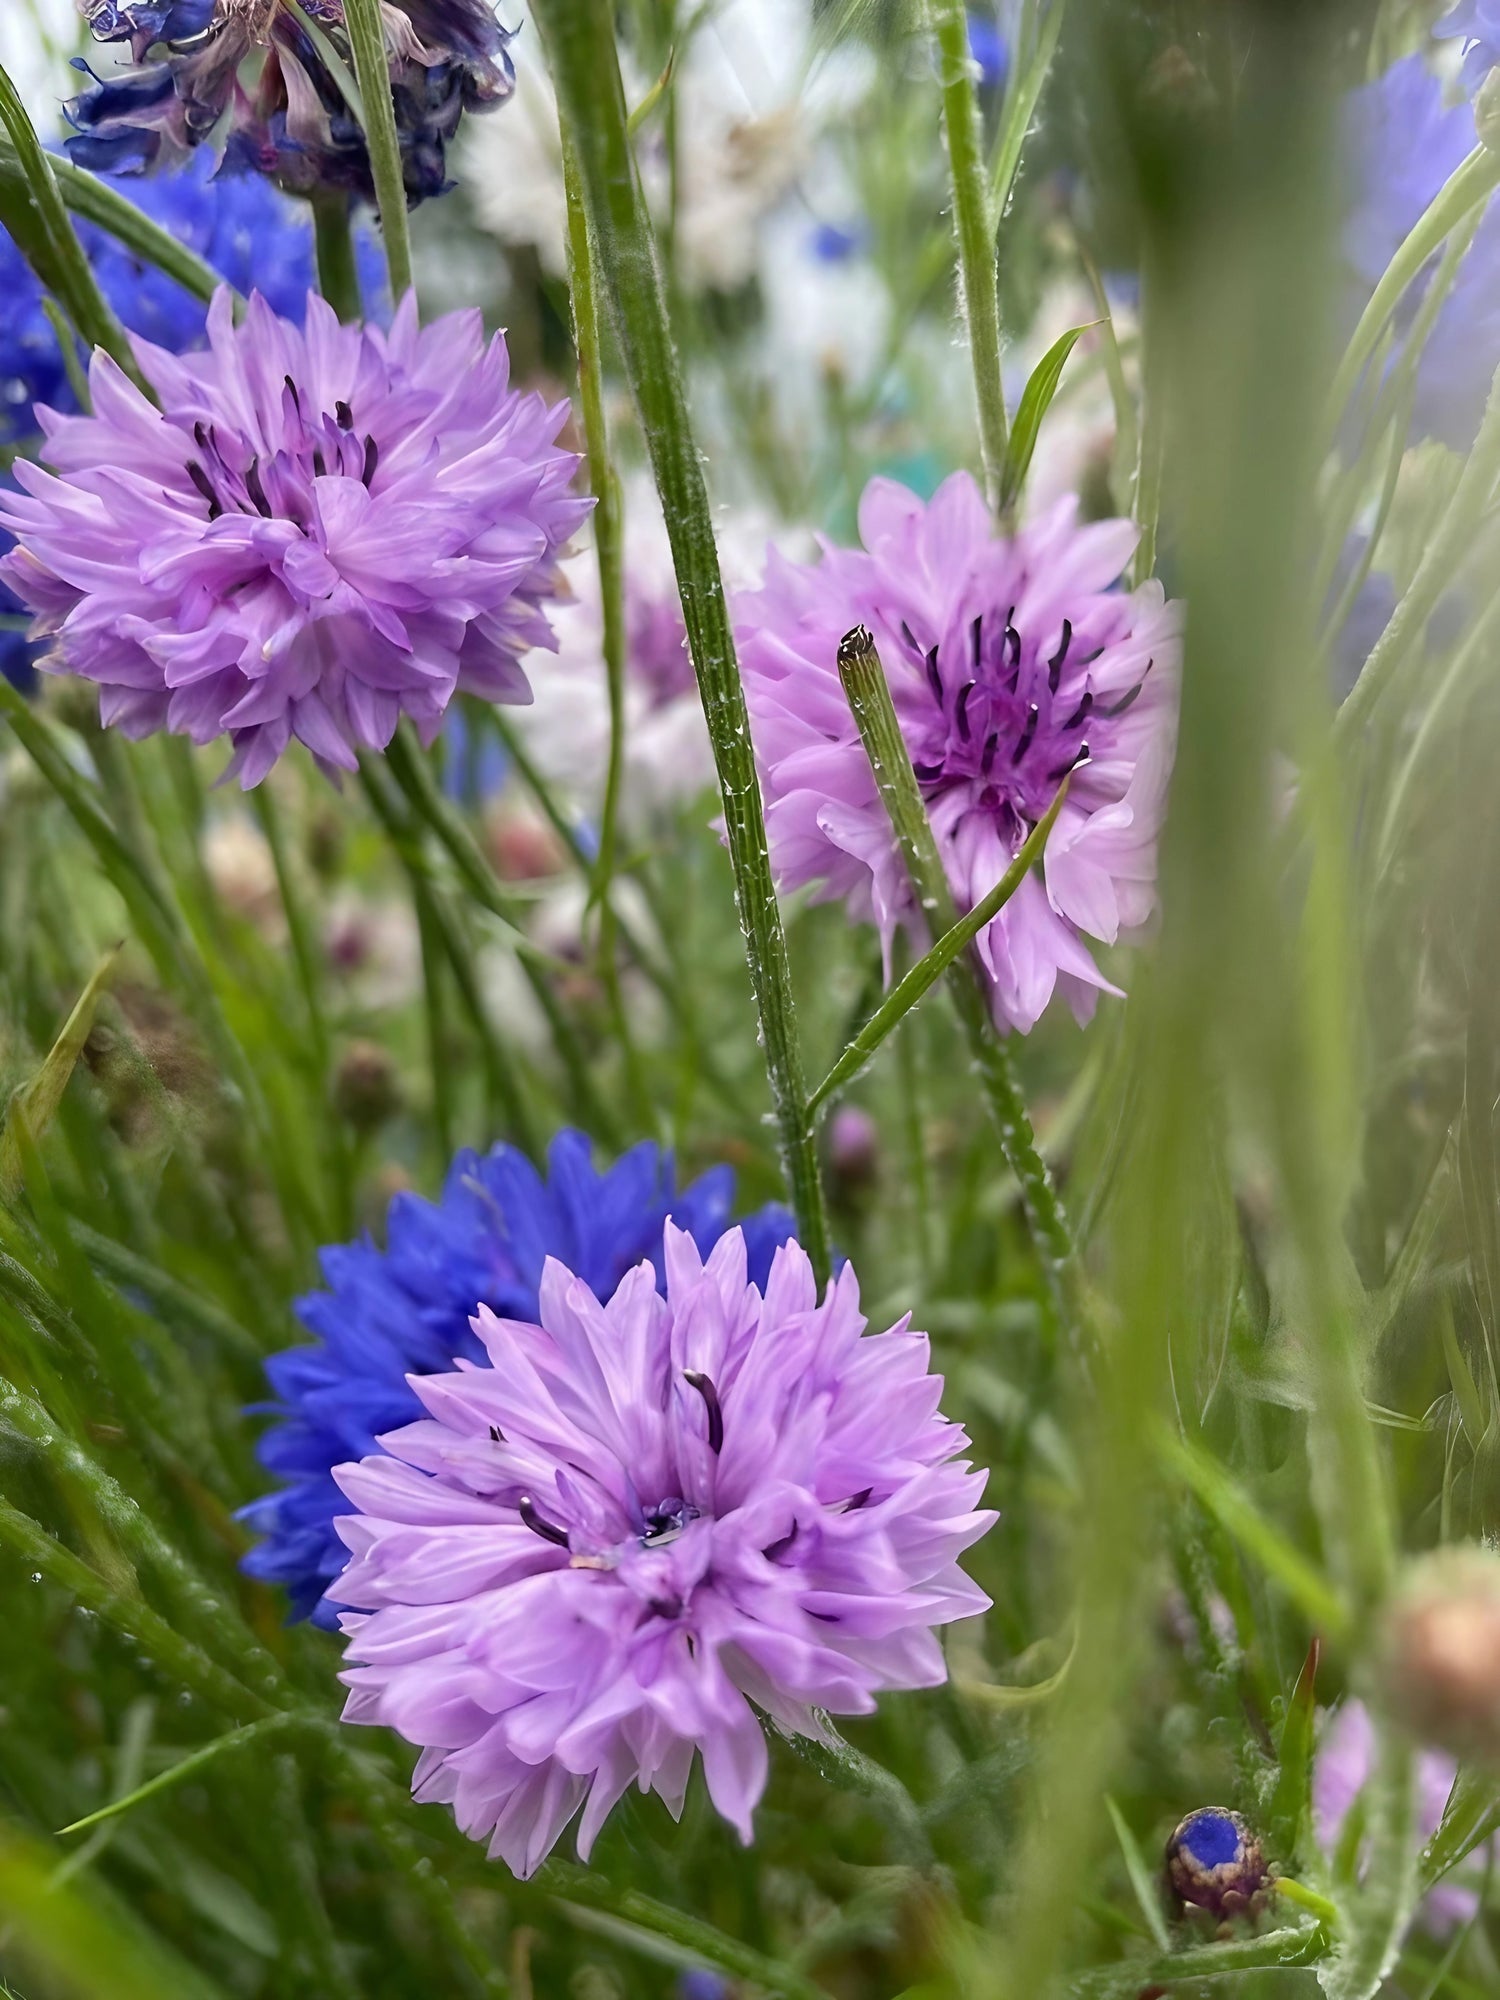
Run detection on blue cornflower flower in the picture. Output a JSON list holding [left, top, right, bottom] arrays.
[[1343, 56, 1500, 451], [968, 10, 1009, 92], [1437, 1, 1500, 95], [67, 1, 514, 204], [239, 1131, 797, 1627]]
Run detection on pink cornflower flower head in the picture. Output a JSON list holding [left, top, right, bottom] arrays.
[[1314, 1699, 1499, 1933], [736, 472, 1183, 1033], [330, 1223, 994, 1876], [0, 290, 588, 785]]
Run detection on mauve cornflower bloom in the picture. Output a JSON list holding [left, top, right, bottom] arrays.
[[1314, 1699, 1499, 1933], [330, 1223, 993, 1875], [240, 1131, 796, 1626], [68, 0, 514, 203], [1342, 56, 1500, 452], [0, 288, 588, 784], [736, 473, 1181, 1034]]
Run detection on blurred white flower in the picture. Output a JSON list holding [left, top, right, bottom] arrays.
[[0, 0, 83, 129], [511, 474, 792, 834], [202, 812, 285, 941], [465, 0, 812, 292], [324, 891, 422, 1013]]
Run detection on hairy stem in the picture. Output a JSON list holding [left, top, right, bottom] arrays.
[[534, 0, 831, 1284]]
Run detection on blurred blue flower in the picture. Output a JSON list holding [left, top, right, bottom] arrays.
[[968, 10, 1009, 91], [1437, 1, 1500, 94], [1343, 56, 1500, 450], [809, 220, 864, 263], [678, 1973, 732, 2000], [1, 149, 384, 451], [239, 1130, 797, 1626]]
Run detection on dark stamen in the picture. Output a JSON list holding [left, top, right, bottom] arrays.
[[1048, 742, 1090, 782], [1098, 661, 1151, 718], [193, 419, 211, 455], [648, 1595, 684, 1620], [313, 449, 327, 478], [924, 644, 943, 706], [683, 1370, 724, 1454], [1003, 619, 1021, 673], [361, 434, 380, 487], [955, 680, 976, 741], [1011, 702, 1039, 763], [283, 373, 301, 414], [1062, 690, 1094, 733], [1047, 618, 1073, 693], [970, 614, 983, 672], [900, 618, 923, 658], [842, 1487, 873, 1512], [517, 1494, 569, 1548], [244, 456, 272, 519], [186, 460, 222, 520], [335, 399, 354, 430], [980, 731, 1000, 775], [764, 1523, 799, 1561], [912, 761, 945, 784], [488, 1424, 504, 1443]]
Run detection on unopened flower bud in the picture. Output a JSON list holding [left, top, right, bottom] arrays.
[[1165, 1809, 1268, 1922], [1381, 1548, 1500, 1763], [333, 1040, 402, 1136], [486, 804, 566, 882]]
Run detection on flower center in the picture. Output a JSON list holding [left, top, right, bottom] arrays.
[[182, 382, 378, 528], [898, 607, 1149, 828]]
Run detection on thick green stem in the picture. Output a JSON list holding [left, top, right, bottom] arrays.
[[930, 0, 1008, 507], [341, 0, 414, 303], [533, 0, 831, 1286], [836, 626, 1079, 1320], [311, 190, 363, 322]]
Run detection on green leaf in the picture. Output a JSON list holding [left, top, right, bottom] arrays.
[[341, 0, 414, 302], [1104, 1795, 1171, 1951], [1268, 1637, 1322, 1860], [1, 948, 120, 1200], [999, 320, 1097, 512], [809, 773, 1073, 1111], [1421, 1768, 1500, 1892], [1440, 1297, 1488, 1450], [58, 1717, 297, 1838], [1155, 1424, 1351, 1642]]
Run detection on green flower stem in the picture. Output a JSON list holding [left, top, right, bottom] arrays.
[[533, 0, 832, 1286], [1323, 1727, 1418, 2000], [987, 0, 1068, 241], [929, 0, 1008, 507], [1326, 145, 1500, 435], [559, 134, 638, 1095], [1338, 357, 1500, 742], [0, 62, 147, 392], [1068, 1925, 1329, 1998], [357, 757, 543, 1158], [341, 0, 414, 304], [311, 190, 363, 323], [836, 625, 1080, 1320]]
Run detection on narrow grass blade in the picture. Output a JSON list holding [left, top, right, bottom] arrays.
[[58, 1716, 298, 1838], [1103, 1795, 1171, 1952], [1156, 1425, 1350, 1642], [1268, 1637, 1321, 1858], [1, 947, 120, 1198]]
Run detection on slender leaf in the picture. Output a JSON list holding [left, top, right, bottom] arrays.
[[1000, 323, 1096, 511]]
